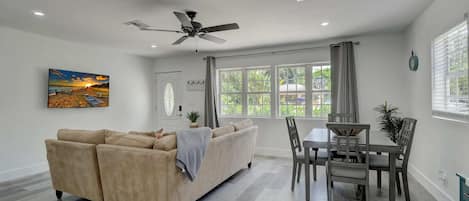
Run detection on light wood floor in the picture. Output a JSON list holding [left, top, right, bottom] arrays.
[[0, 156, 436, 201]]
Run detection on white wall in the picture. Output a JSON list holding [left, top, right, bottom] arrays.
[[0, 26, 154, 182], [405, 0, 469, 200], [153, 32, 410, 157]]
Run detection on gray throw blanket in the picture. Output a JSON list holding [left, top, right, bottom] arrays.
[[175, 127, 212, 181]]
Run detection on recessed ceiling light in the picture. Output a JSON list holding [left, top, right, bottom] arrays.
[[321, 22, 329, 26], [151, 44, 158, 48], [32, 11, 45, 17], [296, 0, 304, 2]]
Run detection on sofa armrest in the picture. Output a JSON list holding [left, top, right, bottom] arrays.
[[96, 144, 175, 201], [45, 139, 103, 201]]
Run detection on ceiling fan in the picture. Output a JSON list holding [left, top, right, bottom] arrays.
[[125, 10, 239, 45]]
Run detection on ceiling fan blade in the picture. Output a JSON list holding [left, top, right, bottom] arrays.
[[173, 11, 193, 29], [141, 27, 184, 33], [124, 20, 150, 29], [172, 35, 189, 45], [199, 34, 226, 44], [200, 23, 239, 33]]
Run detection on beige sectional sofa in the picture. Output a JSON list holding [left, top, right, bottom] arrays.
[[45, 120, 257, 201]]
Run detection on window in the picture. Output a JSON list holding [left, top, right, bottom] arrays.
[[164, 83, 175, 116], [217, 63, 331, 119], [277, 63, 331, 118], [278, 65, 306, 117], [219, 70, 243, 116], [247, 68, 272, 116], [432, 20, 469, 122], [312, 64, 332, 118]]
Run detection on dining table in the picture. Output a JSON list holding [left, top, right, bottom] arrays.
[[303, 128, 402, 201]]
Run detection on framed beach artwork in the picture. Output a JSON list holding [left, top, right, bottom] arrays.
[[48, 69, 110, 108]]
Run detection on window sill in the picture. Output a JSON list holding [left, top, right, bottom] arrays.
[[220, 116, 328, 121], [432, 115, 469, 124]]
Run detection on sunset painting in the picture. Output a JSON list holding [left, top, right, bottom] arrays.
[[48, 69, 109, 108]]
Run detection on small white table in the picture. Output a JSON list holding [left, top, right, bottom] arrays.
[[303, 128, 402, 201]]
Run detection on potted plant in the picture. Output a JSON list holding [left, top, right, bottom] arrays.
[[374, 101, 403, 142], [186, 111, 200, 128]]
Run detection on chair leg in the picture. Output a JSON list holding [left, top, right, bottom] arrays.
[[297, 163, 302, 183], [402, 171, 411, 201], [377, 170, 382, 189], [396, 172, 402, 195], [327, 175, 332, 201], [365, 184, 370, 201], [291, 161, 297, 191], [313, 163, 317, 181], [56, 190, 63, 199], [313, 150, 318, 181]]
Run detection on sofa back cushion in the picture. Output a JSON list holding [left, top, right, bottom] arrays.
[[105, 130, 154, 149], [153, 133, 177, 151], [231, 119, 254, 131], [128, 128, 164, 138], [212, 125, 235, 138], [57, 129, 106, 144]]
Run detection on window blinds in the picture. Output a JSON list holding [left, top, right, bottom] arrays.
[[432, 19, 469, 122]]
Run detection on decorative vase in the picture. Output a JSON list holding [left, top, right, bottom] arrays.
[[190, 122, 199, 128]]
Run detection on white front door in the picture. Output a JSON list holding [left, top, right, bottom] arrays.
[[155, 71, 184, 131]]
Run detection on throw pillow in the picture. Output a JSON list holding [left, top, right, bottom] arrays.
[[128, 128, 165, 138], [105, 130, 154, 149], [231, 119, 254, 131], [153, 134, 177, 151], [212, 125, 235, 138]]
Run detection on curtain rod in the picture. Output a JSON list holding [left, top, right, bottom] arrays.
[[204, 41, 360, 60]]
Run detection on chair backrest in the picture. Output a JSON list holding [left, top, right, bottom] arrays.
[[396, 118, 417, 169], [457, 173, 469, 201], [285, 117, 302, 159], [328, 113, 356, 123], [326, 123, 370, 178]]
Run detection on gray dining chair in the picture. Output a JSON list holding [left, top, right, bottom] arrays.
[[326, 123, 370, 201], [285, 117, 328, 191], [328, 113, 356, 123], [370, 118, 417, 201], [328, 113, 359, 161]]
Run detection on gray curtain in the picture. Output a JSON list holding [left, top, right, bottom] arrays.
[[330, 42, 359, 122], [204, 56, 220, 128]]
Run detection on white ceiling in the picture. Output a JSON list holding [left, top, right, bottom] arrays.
[[0, 0, 433, 58]]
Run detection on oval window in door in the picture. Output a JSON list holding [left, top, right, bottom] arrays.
[[164, 83, 175, 116]]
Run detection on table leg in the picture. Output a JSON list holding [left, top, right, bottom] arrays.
[[389, 153, 396, 201], [305, 146, 310, 201]]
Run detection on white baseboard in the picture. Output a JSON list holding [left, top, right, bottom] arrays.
[[407, 164, 455, 201], [0, 162, 49, 183], [255, 147, 291, 158]]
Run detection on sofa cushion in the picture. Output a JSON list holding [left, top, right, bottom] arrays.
[[231, 119, 253, 131], [128, 128, 164, 138], [57, 129, 106, 144], [153, 134, 177, 151], [212, 125, 235, 138], [105, 130, 154, 149]]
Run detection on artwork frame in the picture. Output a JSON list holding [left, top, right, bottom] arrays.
[[48, 68, 110, 108]]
